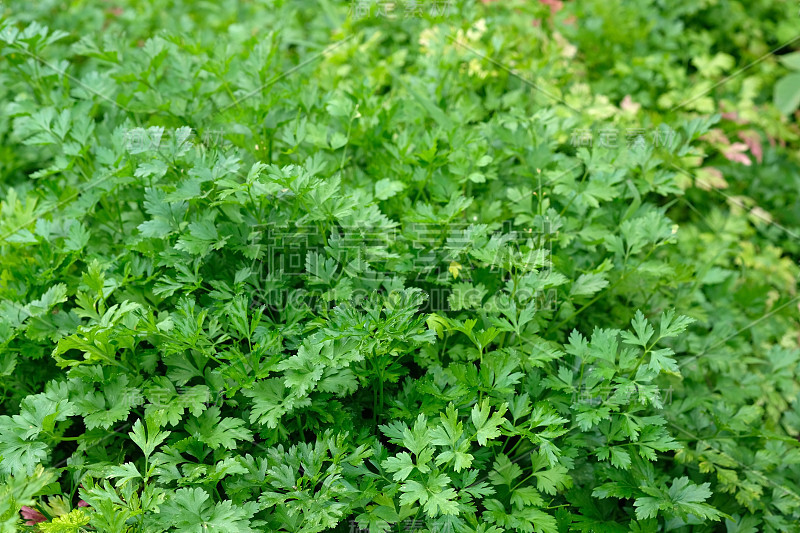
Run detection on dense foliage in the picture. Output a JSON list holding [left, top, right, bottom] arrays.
[[1, 0, 799, 531]]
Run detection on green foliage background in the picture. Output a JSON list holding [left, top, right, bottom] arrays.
[[0, 0, 799, 531]]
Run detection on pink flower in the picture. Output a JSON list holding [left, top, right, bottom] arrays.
[[20, 506, 47, 525], [722, 143, 752, 166], [620, 95, 641, 113], [539, 0, 563, 14], [737, 130, 763, 164], [701, 128, 730, 145], [77, 500, 90, 508], [720, 111, 744, 123]]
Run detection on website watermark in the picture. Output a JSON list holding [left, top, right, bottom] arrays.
[[570, 127, 678, 150], [350, 0, 454, 20], [245, 221, 559, 312], [349, 518, 455, 533], [122, 126, 231, 154], [572, 384, 674, 407]]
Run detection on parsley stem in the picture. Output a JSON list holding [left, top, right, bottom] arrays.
[[46, 433, 81, 441]]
